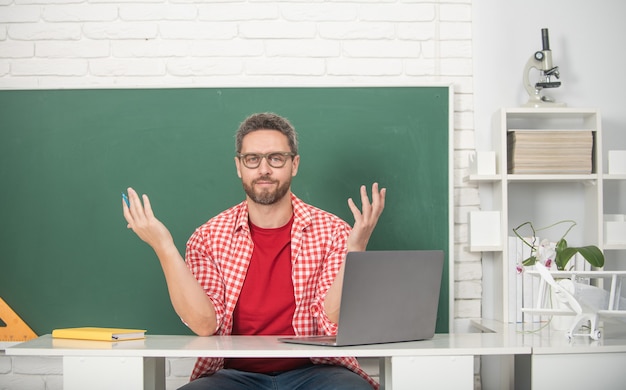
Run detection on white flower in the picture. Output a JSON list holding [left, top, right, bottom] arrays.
[[533, 239, 556, 269]]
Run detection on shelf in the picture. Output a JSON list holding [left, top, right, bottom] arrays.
[[466, 174, 599, 183], [506, 127, 596, 133], [465, 174, 501, 183], [604, 174, 626, 181], [503, 107, 600, 118], [507, 174, 598, 182], [469, 245, 503, 252], [480, 107, 618, 326], [503, 107, 599, 113]]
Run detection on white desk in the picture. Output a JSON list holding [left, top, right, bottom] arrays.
[[473, 319, 626, 390], [6, 333, 530, 390]]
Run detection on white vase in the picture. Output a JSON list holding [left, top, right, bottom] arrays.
[[549, 278, 576, 331]]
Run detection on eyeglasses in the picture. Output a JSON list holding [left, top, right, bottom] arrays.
[[237, 152, 296, 169]]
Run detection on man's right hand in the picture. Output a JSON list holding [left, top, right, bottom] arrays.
[[122, 187, 175, 253]]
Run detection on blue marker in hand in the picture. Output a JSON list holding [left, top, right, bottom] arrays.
[[122, 193, 130, 208]]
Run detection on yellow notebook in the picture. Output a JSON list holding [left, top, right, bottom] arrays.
[[52, 327, 146, 341]]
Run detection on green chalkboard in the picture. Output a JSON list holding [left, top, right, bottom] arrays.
[[0, 87, 450, 335]]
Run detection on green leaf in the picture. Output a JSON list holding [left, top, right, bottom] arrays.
[[555, 247, 577, 271], [522, 256, 537, 267], [574, 246, 605, 268]]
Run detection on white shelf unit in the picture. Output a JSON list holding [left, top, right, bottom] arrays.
[[468, 107, 626, 323]]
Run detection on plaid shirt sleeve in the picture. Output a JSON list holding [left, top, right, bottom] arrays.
[[184, 195, 378, 389], [290, 195, 348, 336]]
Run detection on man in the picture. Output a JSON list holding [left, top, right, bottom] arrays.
[[123, 113, 386, 389]]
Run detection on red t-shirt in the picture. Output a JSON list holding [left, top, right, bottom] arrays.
[[224, 215, 311, 373]]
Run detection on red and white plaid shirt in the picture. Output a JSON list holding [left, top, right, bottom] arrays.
[[185, 193, 377, 388]]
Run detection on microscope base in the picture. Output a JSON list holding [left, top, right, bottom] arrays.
[[522, 97, 567, 108]]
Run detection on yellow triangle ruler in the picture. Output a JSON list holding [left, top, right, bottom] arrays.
[[0, 297, 37, 342]]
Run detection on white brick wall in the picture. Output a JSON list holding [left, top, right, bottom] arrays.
[[0, 353, 62, 390], [0, 0, 482, 387]]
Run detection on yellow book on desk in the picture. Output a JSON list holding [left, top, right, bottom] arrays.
[[52, 327, 146, 341]]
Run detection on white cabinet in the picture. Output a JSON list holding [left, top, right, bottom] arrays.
[[469, 107, 626, 322]]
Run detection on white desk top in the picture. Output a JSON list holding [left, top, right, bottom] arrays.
[[472, 319, 626, 355], [6, 333, 530, 358], [10, 324, 626, 359]]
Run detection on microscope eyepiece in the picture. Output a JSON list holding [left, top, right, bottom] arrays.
[[541, 28, 551, 51]]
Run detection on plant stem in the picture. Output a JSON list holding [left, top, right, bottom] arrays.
[[512, 221, 537, 249], [535, 220, 577, 242]]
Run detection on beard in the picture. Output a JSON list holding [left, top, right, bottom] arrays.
[[243, 176, 291, 205]]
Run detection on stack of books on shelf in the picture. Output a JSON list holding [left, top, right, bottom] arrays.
[[507, 130, 594, 174]]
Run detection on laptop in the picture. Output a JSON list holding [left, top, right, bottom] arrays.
[[278, 250, 444, 346]]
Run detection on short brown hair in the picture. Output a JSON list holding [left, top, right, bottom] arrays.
[[235, 113, 298, 154]]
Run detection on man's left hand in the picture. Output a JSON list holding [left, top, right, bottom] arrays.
[[346, 183, 386, 252]]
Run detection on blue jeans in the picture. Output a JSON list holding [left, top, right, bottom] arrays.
[[178, 364, 374, 390]]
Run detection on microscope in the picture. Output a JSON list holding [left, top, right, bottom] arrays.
[[522, 28, 565, 107]]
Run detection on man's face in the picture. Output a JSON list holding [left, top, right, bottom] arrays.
[[235, 130, 299, 205]]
